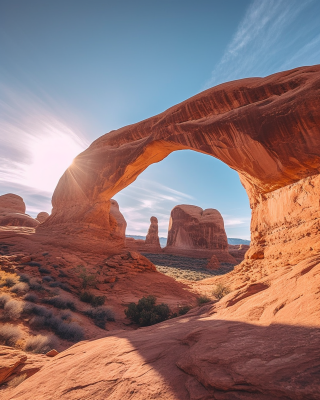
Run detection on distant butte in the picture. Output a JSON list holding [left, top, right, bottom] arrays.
[[164, 204, 236, 263]]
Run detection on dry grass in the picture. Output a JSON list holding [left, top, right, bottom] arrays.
[[143, 254, 234, 281], [24, 334, 58, 354], [212, 283, 231, 300], [7, 373, 27, 388], [3, 299, 24, 320], [10, 282, 30, 294], [0, 293, 11, 308], [0, 271, 19, 288], [0, 324, 23, 345]]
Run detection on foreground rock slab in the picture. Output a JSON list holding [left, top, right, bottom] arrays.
[[8, 254, 320, 400]]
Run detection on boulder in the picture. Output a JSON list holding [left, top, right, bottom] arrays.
[[36, 212, 49, 224], [0, 194, 26, 214], [0, 194, 39, 228]]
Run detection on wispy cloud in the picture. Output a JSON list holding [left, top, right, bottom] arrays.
[[114, 179, 194, 237], [205, 0, 319, 88], [0, 83, 89, 213]]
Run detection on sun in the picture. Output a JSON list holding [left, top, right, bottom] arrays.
[[25, 129, 87, 194]]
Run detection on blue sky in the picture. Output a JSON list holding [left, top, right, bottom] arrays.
[[1, 0, 320, 239]]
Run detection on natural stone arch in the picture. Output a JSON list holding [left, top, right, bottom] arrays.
[[42, 65, 320, 258]]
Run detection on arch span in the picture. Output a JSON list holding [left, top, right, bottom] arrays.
[[43, 65, 320, 259]]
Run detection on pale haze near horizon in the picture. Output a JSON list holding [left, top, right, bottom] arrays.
[[1, 0, 320, 240]]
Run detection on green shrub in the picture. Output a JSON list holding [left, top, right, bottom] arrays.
[[197, 295, 211, 306], [80, 291, 105, 307], [125, 295, 171, 327], [212, 283, 231, 300], [77, 265, 96, 289], [178, 305, 192, 315]]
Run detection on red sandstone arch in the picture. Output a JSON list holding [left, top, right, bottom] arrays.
[[43, 65, 320, 257]]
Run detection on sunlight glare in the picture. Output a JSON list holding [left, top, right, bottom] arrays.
[[25, 127, 86, 193]]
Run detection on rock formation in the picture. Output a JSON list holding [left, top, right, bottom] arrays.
[[164, 205, 235, 262], [228, 244, 250, 263], [126, 216, 162, 253], [145, 216, 161, 248], [206, 254, 220, 270], [0, 194, 26, 214], [39, 65, 320, 261], [0, 194, 39, 228], [36, 212, 49, 224], [4, 65, 320, 399]]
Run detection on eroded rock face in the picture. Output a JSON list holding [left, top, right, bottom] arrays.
[[165, 205, 235, 262]]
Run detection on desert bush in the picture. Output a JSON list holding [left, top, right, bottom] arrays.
[[19, 273, 30, 283], [29, 279, 44, 291], [42, 296, 76, 311], [77, 265, 96, 289], [42, 276, 53, 282], [48, 316, 84, 341], [0, 323, 23, 345], [197, 295, 211, 305], [125, 296, 171, 327], [23, 293, 38, 303], [212, 283, 231, 300], [24, 334, 58, 354], [10, 282, 30, 294], [84, 306, 115, 329], [0, 273, 19, 288], [79, 291, 94, 303], [3, 299, 24, 320], [49, 281, 70, 291], [28, 309, 83, 342], [26, 262, 42, 267], [7, 373, 27, 388], [39, 268, 50, 274], [24, 303, 53, 318], [0, 294, 11, 308], [178, 305, 192, 315], [79, 291, 105, 307], [60, 310, 72, 321]]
